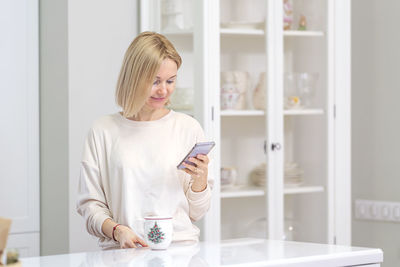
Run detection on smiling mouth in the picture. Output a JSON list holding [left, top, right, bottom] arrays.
[[151, 97, 166, 101]]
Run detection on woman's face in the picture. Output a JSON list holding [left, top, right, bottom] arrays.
[[146, 58, 177, 110]]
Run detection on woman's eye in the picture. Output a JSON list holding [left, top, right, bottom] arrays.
[[153, 80, 160, 86], [167, 80, 175, 84]]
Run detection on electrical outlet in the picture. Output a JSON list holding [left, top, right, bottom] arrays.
[[355, 199, 400, 223]]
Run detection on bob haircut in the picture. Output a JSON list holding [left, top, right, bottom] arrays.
[[115, 31, 182, 118]]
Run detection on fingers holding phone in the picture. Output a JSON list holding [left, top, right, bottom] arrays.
[[178, 141, 215, 192], [183, 154, 209, 177], [183, 154, 210, 192], [177, 141, 215, 170]]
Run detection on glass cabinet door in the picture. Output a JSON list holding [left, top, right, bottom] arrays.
[[282, 0, 330, 243], [219, 0, 270, 240]]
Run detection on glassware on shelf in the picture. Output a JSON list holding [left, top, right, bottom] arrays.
[[283, 219, 296, 241], [284, 72, 319, 109], [297, 73, 319, 108], [161, 0, 184, 31], [221, 166, 237, 190], [284, 72, 301, 109]]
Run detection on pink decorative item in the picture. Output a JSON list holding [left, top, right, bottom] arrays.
[[283, 0, 293, 30]]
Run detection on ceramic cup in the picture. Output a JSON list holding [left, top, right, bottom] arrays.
[[220, 167, 237, 188], [220, 71, 250, 110], [144, 216, 173, 250]]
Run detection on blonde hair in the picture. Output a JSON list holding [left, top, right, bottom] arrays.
[[115, 31, 182, 118]]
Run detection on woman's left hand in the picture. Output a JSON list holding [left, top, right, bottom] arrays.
[[183, 154, 209, 192]]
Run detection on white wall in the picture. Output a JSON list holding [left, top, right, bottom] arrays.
[[1, 0, 40, 257], [352, 0, 400, 266], [67, 0, 139, 253]]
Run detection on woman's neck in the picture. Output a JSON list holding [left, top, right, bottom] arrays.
[[130, 107, 169, 121]]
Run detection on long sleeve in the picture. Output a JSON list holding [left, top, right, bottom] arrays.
[[76, 128, 112, 241], [185, 123, 214, 221], [76, 111, 213, 247]]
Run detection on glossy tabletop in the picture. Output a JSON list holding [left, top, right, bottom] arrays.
[[20, 239, 383, 267]]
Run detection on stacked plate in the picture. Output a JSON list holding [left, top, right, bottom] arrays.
[[249, 163, 267, 187], [284, 162, 304, 187], [249, 162, 304, 187]]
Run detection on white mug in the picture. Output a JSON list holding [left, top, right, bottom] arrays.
[[144, 216, 173, 250]]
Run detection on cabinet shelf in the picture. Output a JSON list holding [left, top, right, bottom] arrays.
[[283, 109, 325, 115], [220, 28, 324, 37], [167, 28, 325, 38], [220, 109, 324, 117], [162, 28, 324, 37], [221, 185, 325, 198], [284, 30, 325, 37], [220, 110, 264, 116], [220, 28, 264, 36]]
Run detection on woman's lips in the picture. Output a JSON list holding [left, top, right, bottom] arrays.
[[151, 97, 166, 102]]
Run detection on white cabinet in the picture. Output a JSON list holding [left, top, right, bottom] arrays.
[[0, 0, 40, 256], [140, 0, 350, 245], [6, 233, 40, 258]]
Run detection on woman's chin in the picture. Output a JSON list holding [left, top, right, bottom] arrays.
[[148, 103, 166, 110]]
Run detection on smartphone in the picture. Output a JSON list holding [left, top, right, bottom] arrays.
[[177, 141, 215, 170]]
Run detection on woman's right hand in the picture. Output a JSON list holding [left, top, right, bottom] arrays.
[[114, 225, 148, 249]]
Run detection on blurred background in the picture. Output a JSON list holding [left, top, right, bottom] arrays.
[[0, 0, 399, 266]]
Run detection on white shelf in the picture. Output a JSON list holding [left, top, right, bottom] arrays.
[[220, 28, 264, 36], [219, 29, 324, 37], [284, 30, 325, 37], [220, 110, 264, 116], [221, 186, 264, 198], [221, 185, 325, 198], [284, 186, 325, 195], [220, 109, 324, 117], [283, 109, 324, 115]]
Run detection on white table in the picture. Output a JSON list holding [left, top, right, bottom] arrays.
[[20, 239, 383, 267]]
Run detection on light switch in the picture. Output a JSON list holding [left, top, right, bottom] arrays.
[[370, 204, 379, 218], [355, 199, 400, 223], [381, 206, 390, 218], [393, 206, 400, 220]]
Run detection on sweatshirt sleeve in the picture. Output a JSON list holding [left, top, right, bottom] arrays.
[[185, 122, 214, 221], [76, 128, 112, 241]]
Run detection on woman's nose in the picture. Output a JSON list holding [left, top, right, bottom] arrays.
[[157, 82, 167, 94]]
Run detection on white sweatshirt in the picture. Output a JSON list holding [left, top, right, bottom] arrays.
[[76, 110, 213, 249]]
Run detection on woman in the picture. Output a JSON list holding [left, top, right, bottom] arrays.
[[76, 32, 213, 249]]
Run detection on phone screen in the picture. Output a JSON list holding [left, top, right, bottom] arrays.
[[177, 141, 215, 169]]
